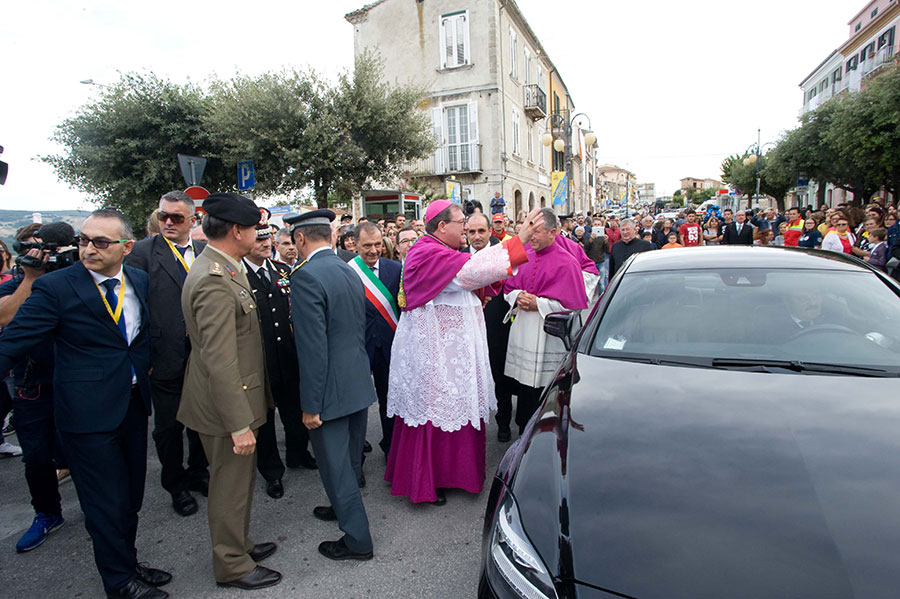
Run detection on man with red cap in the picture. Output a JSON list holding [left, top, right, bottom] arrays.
[[491, 213, 511, 242], [385, 201, 541, 505]]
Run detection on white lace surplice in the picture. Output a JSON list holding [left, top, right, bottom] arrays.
[[387, 242, 516, 432]]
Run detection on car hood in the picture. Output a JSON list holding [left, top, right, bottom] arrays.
[[511, 356, 900, 599]]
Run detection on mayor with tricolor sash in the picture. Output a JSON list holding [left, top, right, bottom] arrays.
[[347, 222, 402, 456]]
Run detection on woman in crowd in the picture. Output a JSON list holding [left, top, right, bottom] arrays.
[[821, 211, 855, 254], [797, 218, 823, 249], [381, 236, 397, 260], [772, 222, 788, 246], [0, 240, 14, 284], [702, 216, 721, 245]]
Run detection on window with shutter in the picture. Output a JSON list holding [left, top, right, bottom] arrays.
[[440, 12, 470, 69]]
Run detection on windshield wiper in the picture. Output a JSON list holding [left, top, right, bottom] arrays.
[[606, 354, 711, 369], [711, 358, 897, 377]]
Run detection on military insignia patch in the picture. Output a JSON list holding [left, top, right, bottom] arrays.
[[224, 264, 236, 277], [210, 262, 223, 276]]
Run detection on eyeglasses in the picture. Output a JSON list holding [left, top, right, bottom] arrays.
[[76, 235, 129, 249], [157, 211, 191, 224], [398, 237, 416, 245], [449, 219, 466, 225]]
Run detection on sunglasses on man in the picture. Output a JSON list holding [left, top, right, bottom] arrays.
[[157, 211, 193, 224], [76, 235, 129, 250]]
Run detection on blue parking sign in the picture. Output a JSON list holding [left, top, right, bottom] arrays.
[[238, 161, 255, 190]]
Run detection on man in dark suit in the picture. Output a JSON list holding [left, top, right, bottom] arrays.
[[243, 225, 316, 501], [125, 190, 209, 518], [286, 209, 377, 561], [463, 213, 515, 442], [721, 209, 755, 245], [178, 193, 281, 591], [0, 209, 171, 599], [347, 222, 401, 455]]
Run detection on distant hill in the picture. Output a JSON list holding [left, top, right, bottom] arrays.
[[0, 209, 91, 248]]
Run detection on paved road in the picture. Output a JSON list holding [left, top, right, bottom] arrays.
[[0, 409, 512, 598]]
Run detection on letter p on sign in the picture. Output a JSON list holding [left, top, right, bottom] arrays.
[[238, 160, 255, 191]]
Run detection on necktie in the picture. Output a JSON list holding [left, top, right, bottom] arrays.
[[175, 245, 189, 257], [737, 224, 742, 234], [260, 266, 272, 288], [101, 278, 128, 341]]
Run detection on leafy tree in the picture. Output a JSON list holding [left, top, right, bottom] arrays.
[[207, 51, 434, 208], [41, 73, 230, 228]]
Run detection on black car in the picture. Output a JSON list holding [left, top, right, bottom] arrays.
[[479, 247, 900, 599]]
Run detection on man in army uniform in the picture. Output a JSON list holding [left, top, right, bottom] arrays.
[[178, 193, 281, 591], [243, 222, 316, 501]]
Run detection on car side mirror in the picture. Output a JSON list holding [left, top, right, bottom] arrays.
[[544, 311, 576, 351]]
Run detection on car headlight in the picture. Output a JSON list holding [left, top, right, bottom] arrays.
[[489, 493, 558, 599]]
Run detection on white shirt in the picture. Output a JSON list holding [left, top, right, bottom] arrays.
[[88, 266, 141, 345], [173, 240, 196, 268], [307, 246, 333, 262], [243, 258, 270, 278]]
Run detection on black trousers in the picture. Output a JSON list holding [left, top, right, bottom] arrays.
[[13, 384, 64, 516], [514, 384, 545, 432], [60, 389, 147, 593], [371, 349, 393, 454], [492, 375, 517, 430], [256, 408, 285, 482], [150, 377, 207, 495]]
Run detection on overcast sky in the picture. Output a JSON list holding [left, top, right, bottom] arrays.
[[1, 0, 854, 211]]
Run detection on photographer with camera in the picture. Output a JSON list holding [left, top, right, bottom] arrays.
[[0, 222, 72, 552]]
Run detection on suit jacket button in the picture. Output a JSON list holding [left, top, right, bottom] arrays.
[[276, 337, 281, 342], [272, 308, 276, 312], [268, 293, 273, 298], [242, 385, 248, 390], [274, 322, 279, 327]]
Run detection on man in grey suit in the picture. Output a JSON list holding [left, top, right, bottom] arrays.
[[285, 209, 376, 561]]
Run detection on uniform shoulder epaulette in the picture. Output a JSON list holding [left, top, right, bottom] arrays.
[[209, 262, 223, 276]]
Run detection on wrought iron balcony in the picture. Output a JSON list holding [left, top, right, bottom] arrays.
[[402, 142, 483, 177], [524, 84, 547, 121]]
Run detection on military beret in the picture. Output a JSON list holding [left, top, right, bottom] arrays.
[[202, 193, 261, 226]]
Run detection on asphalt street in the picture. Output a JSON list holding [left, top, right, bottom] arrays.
[[0, 408, 511, 598]]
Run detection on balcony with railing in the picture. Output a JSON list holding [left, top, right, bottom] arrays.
[[402, 142, 483, 177], [524, 84, 547, 121], [863, 46, 896, 78]]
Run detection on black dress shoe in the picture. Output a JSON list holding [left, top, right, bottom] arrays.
[[106, 578, 169, 599], [266, 479, 284, 499], [318, 538, 373, 561], [187, 474, 209, 497], [171, 491, 198, 517], [363, 440, 373, 453], [216, 565, 282, 590], [433, 489, 447, 506], [249, 542, 277, 562], [497, 426, 512, 442], [136, 563, 172, 587], [287, 452, 318, 470], [313, 505, 337, 521]]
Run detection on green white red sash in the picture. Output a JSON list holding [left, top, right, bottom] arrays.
[[350, 256, 400, 331]]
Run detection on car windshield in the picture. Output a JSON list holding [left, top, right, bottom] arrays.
[[589, 268, 900, 374]]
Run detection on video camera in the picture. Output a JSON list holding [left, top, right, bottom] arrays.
[[13, 222, 79, 272]]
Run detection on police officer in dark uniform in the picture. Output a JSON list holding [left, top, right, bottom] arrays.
[[242, 222, 316, 501]]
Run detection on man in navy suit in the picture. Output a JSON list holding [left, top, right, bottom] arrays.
[[0, 209, 171, 598], [348, 222, 401, 455]]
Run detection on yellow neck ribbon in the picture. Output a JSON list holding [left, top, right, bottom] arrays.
[[95, 276, 125, 324], [163, 236, 191, 273]]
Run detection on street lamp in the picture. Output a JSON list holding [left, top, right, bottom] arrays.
[[742, 128, 776, 211], [542, 111, 596, 213], [80, 79, 108, 88]]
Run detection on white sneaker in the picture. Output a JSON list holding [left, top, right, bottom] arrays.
[[0, 441, 23, 457]]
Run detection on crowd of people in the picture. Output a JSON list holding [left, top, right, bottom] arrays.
[[1, 190, 898, 597], [0, 191, 608, 598]]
